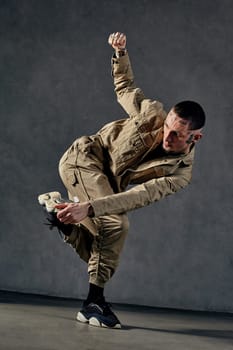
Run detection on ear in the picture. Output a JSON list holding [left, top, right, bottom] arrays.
[[193, 133, 203, 143]]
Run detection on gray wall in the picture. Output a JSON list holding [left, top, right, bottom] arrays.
[[0, 0, 232, 312]]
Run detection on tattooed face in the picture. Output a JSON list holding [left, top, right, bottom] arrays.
[[163, 109, 198, 154]]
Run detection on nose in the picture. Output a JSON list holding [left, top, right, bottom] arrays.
[[165, 131, 173, 143]]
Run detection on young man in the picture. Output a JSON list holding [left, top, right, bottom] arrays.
[[39, 32, 205, 328]]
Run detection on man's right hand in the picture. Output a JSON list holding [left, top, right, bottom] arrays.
[[55, 202, 91, 224], [108, 32, 126, 52]]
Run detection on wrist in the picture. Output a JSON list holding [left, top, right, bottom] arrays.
[[115, 48, 127, 58]]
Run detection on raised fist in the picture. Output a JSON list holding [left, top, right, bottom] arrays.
[[108, 32, 126, 51]]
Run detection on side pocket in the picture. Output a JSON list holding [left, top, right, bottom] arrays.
[[59, 147, 79, 188]]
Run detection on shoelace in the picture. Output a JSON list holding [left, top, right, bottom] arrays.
[[99, 302, 115, 316]]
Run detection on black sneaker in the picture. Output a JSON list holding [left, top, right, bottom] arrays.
[[77, 301, 121, 329], [38, 191, 73, 237], [38, 191, 78, 211], [38, 191, 64, 212]]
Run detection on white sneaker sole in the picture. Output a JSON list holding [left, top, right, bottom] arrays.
[[76, 311, 89, 323], [38, 191, 62, 212], [76, 312, 121, 329]]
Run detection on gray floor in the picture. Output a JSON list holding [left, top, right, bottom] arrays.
[[0, 291, 233, 350]]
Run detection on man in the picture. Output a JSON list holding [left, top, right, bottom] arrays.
[[38, 32, 205, 329]]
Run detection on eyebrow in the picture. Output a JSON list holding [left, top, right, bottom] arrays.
[[164, 122, 185, 137]]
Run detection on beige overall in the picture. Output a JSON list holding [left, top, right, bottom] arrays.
[[58, 52, 194, 287]]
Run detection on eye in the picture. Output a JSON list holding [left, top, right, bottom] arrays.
[[170, 131, 178, 138]]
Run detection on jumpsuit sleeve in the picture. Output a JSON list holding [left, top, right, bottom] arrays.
[[90, 162, 193, 216], [112, 53, 166, 121]]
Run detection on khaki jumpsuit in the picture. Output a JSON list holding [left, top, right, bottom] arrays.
[[58, 53, 194, 288]]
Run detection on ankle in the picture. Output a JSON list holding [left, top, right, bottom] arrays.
[[85, 283, 105, 305]]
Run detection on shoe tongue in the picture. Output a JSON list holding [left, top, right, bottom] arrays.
[[95, 296, 106, 305], [84, 296, 106, 307]]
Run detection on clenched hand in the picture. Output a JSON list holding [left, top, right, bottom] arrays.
[[55, 202, 91, 224], [108, 32, 126, 51]]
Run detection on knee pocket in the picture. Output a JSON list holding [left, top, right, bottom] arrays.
[[112, 214, 130, 236], [97, 214, 129, 238], [59, 156, 77, 188]]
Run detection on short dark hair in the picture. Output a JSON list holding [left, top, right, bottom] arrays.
[[173, 100, 206, 130]]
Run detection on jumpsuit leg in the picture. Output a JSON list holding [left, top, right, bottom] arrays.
[[58, 136, 129, 287]]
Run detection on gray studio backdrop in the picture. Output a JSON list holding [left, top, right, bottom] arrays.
[[0, 0, 232, 312]]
